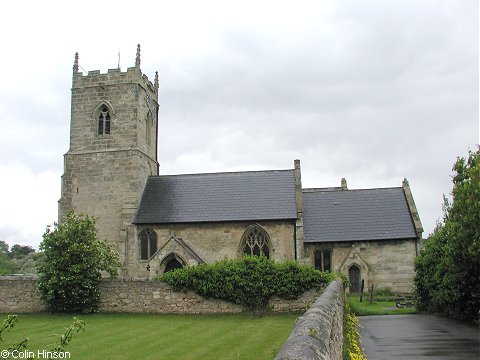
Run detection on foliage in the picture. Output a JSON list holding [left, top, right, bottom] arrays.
[[0, 241, 41, 275], [343, 303, 367, 360], [0, 315, 84, 357], [157, 256, 337, 309], [371, 287, 395, 302], [37, 211, 122, 313], [0, 241, 8, 255], [0, 313, 295, 360], [0, 252, 18, 275], [414, 148, 480, 320], [10, 245, 35, 258]]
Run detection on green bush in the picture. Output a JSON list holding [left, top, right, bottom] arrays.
[[37, 211, 122, 313], [414, 148, 480, 320], [157, 256, 337, 309]]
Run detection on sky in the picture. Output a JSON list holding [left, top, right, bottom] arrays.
[[0, 0, 478, 249]]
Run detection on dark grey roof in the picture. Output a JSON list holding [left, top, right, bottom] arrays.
[[134, 169, 297, 224], [303, 187, 417, 242]]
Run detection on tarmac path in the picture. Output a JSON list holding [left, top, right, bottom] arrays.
[[359, 314, 479, 360]]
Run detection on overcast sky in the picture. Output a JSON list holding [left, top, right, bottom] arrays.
[[0, 0, 478, 249]]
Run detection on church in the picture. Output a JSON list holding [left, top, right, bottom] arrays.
[[59, 46, 423, 294]]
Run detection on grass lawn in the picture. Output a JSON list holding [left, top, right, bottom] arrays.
[[0, 313, 298, 360], [348, 295, 417, 316]]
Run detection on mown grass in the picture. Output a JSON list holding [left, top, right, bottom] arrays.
[[0, 313, 298, 360], [348, 295, 416, 316]]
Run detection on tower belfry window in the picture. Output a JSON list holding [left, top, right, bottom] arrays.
[[98, 105, 111, 135]]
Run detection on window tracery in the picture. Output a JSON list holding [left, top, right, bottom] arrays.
[[242, 225, 270, 258], [139, 228, 157, 260], [98, 104, 111, 135]]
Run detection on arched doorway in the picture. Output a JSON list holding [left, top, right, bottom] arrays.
[[161, 253, 186, 274], [348, 264, 361, 294], [164, 258, 183, 273]]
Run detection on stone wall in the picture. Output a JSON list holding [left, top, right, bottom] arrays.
[[275, 280, 345, 360], [0, 276, 323, 314], [304, 239, 417, 293], [131, 221, 296, 278], [0, 276, 44, 313]]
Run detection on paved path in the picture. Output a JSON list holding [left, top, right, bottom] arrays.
[[359, 314, 479, 360]]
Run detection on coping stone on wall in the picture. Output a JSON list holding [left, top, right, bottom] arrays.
[[275, 279, 345, 360]]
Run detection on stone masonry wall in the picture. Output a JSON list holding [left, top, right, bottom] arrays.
[[0, 276, 323, 314], [275, 280, 345, 360], [59, 62, 159, 270], [0, 276, 44, 313], [131, 221, 296, 278], [305, 239, 417, 293]]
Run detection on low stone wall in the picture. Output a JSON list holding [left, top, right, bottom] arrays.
[[0, 276, 323, 314], [0, 276, 44, 313], [275, 280, 345, 360]]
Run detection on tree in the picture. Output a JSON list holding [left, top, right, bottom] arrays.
[[0, 240, 9, 255], [414, 148, 480, 320], [37, 211, 122, 313], [10, 244, 35, 258]]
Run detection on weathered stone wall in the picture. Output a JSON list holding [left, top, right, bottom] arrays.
[[0, 277, 323, 314], [304, 239, 417, 293], [131, 221, 296, 278], [0, 276, 44, 313], [59, 60, 159, 268], [275, 280, 345, 360]]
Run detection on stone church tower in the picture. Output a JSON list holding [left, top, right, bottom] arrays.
[[59, 45, 159, 265]]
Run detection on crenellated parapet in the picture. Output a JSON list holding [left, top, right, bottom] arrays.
[[72, 45, 158, 99]]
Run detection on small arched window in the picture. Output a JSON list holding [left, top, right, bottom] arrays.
[[98, 105, 111, 135], [139, 228, 157, 260], [242, 225, 270, 258]]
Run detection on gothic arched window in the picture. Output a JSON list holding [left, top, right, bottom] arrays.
[[242, 225, 270, 258], [139, 228, 157, 260], [98, 104, 111, 135]]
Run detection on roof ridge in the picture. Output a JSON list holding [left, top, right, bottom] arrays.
[[152, 168, 294, 178], [303, 186, 402, 193]]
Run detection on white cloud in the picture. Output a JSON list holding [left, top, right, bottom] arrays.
[[0, 164, 60, 248], [0, 0, 477, 246]]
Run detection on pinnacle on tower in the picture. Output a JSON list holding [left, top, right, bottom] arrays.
[[154, 71, 159, 90], [73, 52, 79, 74], [135, 44, 141, 69]]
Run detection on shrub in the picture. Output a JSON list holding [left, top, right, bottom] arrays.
[[37, 211, 122, 313], [157, 256, 337, 309], [414, 148, 480, 320]]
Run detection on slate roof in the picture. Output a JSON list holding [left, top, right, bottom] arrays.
[[134, 169, 297, 224], [303, 187, 417, 242]]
